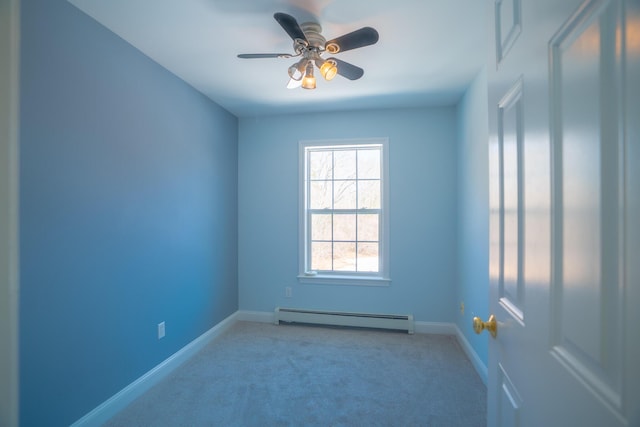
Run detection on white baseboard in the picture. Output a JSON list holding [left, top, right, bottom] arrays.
[[413, 321, 457, 335], [71, 311, 240, 427], [454, 324, 488, 385], [236, 309, 275, 324]]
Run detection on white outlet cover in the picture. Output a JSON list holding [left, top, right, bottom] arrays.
[[158, 322, 165, 339]]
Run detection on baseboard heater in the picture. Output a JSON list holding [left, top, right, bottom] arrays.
[[274, 307, 414, 334]]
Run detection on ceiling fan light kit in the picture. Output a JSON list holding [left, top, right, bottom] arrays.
[[288, 59, 306, 81], [238, 12, 379, 90], [318, 59, 338, 80], [301, 63, 316, 90]]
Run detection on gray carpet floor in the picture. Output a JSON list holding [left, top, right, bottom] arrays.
[[105, 321, 486, 427]]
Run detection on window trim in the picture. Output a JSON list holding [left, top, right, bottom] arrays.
[[298, 138, 390, 286]]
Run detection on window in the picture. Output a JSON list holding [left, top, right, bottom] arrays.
[[299, 138, 389, 285]]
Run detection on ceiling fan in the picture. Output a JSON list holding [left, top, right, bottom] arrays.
[[237, 12, 379, 90]]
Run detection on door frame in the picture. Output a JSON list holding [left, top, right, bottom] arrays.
[[0, 0, 20, 425]]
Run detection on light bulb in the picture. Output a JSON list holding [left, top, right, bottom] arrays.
[[302, 75, 316, 89], [319, 60, 338, 81], [301, 63, 316, 90]]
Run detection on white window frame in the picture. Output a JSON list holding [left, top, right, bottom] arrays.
[[298, 138, 390, 286]]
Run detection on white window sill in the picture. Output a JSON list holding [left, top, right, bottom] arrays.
[[297, 274, 391, 287]]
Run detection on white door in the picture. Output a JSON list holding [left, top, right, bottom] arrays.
[[484, 0, 639, 425], [0, 0, 20, 426]]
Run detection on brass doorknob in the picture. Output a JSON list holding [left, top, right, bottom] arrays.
[[473, 314, 497, 338]]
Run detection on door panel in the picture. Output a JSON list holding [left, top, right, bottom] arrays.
[[498, 77, 525, 321], [486, 0, 638, 425], [495, 0, 522, 64], [549, 0, 627, 416], [497, 363, 523, 427]]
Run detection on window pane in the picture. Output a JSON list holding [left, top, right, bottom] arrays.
[[358, 149, 380, 179], [311, 214, 332, 240], [358, 214, 379, 241], [309, 151, 332, 180], [358, 180, 380, 209], [334, 214, 356, 241], [334, 242, 356, 271], [311, 242, 332, 270], [310, 181, 332, 209], [303, 141, 386, 278], [357, 243, 379, 272], [334, 180, 356, 209], [334, 150, 356, 179]]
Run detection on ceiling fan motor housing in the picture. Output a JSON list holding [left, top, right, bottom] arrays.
[[299, 22, 326, 50]]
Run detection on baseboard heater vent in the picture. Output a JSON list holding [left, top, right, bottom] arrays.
[[274, 307, 414, 334]]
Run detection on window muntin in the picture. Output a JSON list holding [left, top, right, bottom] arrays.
[[300, 139, 389, 284]]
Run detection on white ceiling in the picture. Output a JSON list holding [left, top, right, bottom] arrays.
[[68, 0, 487, 117]]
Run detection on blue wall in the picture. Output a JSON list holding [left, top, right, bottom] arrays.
[[455, 69, 490, 371], [19, 0, 238, 425], [238, 108, 458, 322]]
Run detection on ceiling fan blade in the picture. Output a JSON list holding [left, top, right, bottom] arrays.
[[329, 58, 364, 80], [237, 53, 293, 59], [274, 12, 308, 43], [325, 27, 379, 54]]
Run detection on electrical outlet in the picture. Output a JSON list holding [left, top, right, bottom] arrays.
[[285, 287, 292, 298], [158, 321, 165, 339], [460, 302, 465, 315]]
